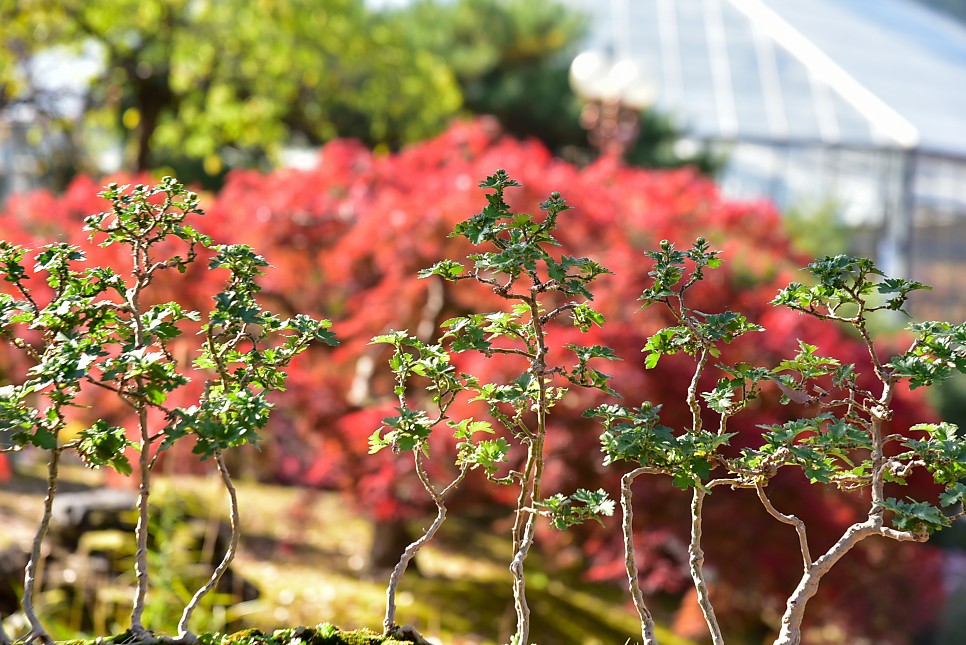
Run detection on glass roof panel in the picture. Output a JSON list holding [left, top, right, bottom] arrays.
[[562, 0, 966, 155]]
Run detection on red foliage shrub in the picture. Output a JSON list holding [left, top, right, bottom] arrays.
[[0, 119, 944, 642]]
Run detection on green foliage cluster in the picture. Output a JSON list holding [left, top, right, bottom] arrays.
[[1, 0, 462, 174], [611, 245, 965, 532], [2, 172, 965, 645], [371, 172, 966, 645], [370, 170, 622, 643], [0, 178, 335, 645]]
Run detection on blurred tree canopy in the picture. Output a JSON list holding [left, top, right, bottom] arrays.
[[379, 0, 721, 173], [1, 0, 463, 173], [1, 0, 716, 185], [376, 0, 588, 153]]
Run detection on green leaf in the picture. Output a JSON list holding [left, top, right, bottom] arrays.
[[450, 418, 495, 441], [459, 437, 510, 476], [588, 402, 675, 467], [889, 321, 966, 389], [572, 302, 605, 332], [912, 422, 958, 441], [478, 169, 521, 191], [940, 483, 966, 508], [77, 420, 134, 475], [536, 488, 615, 530], [642, 326, 694, 368], [702, 386, 734, 414], [442, 316, 492, 353], [418, 260, 465, 281], [143, 383, 168, 406], [368, 429, 391, 454], [883, 497, 949, 533]]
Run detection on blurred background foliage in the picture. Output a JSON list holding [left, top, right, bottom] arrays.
[[1, 0, 962, 642], [0, 121, 947, 643], [0, 0, 715, 191], [1, 0, 462, 177]]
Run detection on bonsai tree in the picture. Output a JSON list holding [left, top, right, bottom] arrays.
[[593, 244, 966, 645], [374, 170, 618, 644], [0, 178, 336, 644], [2, 121, 955, 640]]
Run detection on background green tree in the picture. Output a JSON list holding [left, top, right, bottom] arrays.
[[380, 0, 721, 173], [2, 0, 718, 192], [377, 0, 588, 154], [1, 0, 462, 175]]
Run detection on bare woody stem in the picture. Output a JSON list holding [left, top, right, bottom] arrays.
[[621, 468, 661, 645], [681, 340, 722, 643], [688, 488, 724, 645], [129, 246, 153, 637], [510, 292, 549, 645], [511, 446, 537, 554], [21, 446, 60, 645], [868, 384, 896, 515], [686, 349, 710, 433], [177, 451, 239, 641], [773, 331, 909, 645], [506, 411, 541, 645], [130, 403, 152, 637], [755, 482, 811, 573], [510, 509, 537, 645], [508, 440, 537, 645], [383, 453, 467, 634], [774, 520, 927, 645]]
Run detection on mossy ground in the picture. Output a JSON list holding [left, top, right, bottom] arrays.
[[0, 463, 693, 645], [228, 625, 412, 645], [58, 625, 415, 645]]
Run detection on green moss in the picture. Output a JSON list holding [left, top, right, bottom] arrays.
[[45, 625, 417, 645], [223, 628, 267, 645], [220, 625, 414, 645]]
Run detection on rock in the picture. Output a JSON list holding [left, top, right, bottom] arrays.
[[49, 489, 138, 550], [0, 546, 28, 613]]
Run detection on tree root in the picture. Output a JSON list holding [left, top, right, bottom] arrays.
[[388, 624, 435, 645]]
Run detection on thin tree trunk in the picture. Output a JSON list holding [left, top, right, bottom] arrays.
[[774, 376, 918, 644], [383, 501, 448, 634], [621, 468, 660, 645], [510, 363, 548, 645], [130, 405, 152, 637], [128, 245, 154, 637], [679, 344, 722, 644], [383, 454, 465, 634], [22, 447, 59, 645], [508, 443, 537, 645], [509, 508, 537, 645], [510, 445, 536, 556], [774, 520, 925, 644], [177, 451, 239, 640], [688, 488, 723, 645], [755, 482, 811, 573]]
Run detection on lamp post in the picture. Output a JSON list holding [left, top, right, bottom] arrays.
[[569, 50, 654, 161]]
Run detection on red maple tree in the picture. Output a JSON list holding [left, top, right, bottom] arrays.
[[0, 119, 945, 642]]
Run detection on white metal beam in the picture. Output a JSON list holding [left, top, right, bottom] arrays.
[[727, 0, 920, 148]]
